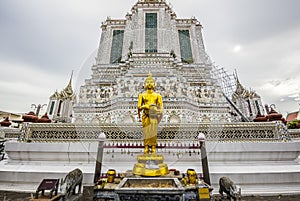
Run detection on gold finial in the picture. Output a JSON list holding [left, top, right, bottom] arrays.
[[145, 72, 155, 83]]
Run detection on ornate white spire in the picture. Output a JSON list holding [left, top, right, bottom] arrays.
[[49, 71, 75, 100], [61, 71, 75, 99]]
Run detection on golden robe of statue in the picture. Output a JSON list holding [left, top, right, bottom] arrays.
[[138, 74, 163, 154]]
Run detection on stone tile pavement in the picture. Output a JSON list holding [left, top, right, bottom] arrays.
[[1, 191, 300, 201]]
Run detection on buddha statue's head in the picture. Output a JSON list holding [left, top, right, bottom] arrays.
[[144, 73, 156, 90]]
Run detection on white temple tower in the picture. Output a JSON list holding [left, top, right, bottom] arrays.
[[74, 0, 232, 124]]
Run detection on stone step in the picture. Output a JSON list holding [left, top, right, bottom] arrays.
[[1, 160, 299, 195]]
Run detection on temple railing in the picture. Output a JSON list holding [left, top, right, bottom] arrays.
[[0, 127, 22, 140], [288, 129, 300, 140], [20, 121, 289, 143]]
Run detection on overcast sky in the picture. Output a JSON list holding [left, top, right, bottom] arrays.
[[0, 0, 300, 116]]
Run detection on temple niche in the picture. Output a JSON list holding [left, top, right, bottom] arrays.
[[73, 0, 261, 124]]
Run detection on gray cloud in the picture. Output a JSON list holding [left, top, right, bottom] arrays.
[[0, 0, 299, 114]]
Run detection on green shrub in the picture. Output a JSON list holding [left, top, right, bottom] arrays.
[[287, 119, 299, 129]]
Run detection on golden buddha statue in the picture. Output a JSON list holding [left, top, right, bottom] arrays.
[[138, 73, 163, 154], [133, 73, 168, 176]]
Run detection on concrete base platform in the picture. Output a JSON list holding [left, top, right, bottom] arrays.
[[0, 162, 299, 196], [0, 141, 300, 195]]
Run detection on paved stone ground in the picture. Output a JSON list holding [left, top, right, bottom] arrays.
[[0, 191, 32, 201], [213, 194, 300, 201], [0, 191, 82, 201], [1, 191, 300, 201]]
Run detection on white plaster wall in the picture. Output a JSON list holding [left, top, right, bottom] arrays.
[[5, 141, 300, 164]]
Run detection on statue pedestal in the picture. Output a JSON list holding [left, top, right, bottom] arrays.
[[133, 154, 169, 177]]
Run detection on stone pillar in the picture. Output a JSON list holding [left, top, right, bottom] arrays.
[[94, 132, 106, 184], [198, 133, 211, 185]]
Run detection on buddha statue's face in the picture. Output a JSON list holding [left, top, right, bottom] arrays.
[[144, 78, 155, 90]]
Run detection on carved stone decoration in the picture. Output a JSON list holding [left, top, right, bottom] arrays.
[[123, 114, 135, 123], [202, 115, 211, 123], [168, 113, 180, 123]]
